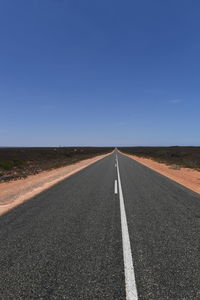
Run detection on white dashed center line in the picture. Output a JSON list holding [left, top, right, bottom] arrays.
[[115, 180, 118, 194]]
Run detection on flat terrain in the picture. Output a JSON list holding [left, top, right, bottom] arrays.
[[0, 147, 113, 182], [0, 150, 200, 299], [119, 146, 200, 170]]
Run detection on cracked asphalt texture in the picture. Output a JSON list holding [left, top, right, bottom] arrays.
[[0, 151, 200, 299]]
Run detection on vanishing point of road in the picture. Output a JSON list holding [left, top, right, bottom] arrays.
[[0, 150, 200, 299]]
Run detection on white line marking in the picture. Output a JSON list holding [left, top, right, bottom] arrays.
[[115, 180, 118, 194], [116, 154, 138, 300]]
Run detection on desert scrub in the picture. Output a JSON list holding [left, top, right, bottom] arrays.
[[119, 147, 200, 171], [0, 160, 15, 170], [183, 160, 200, 169], [0, 159, 23, 171], [0, 147, 113, 182]]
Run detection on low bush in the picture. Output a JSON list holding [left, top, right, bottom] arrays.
[[0, 160, 14, 170]]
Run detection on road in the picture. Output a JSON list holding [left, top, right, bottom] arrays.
[[0, 150, 200, 299]]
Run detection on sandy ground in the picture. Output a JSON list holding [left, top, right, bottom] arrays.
[[0, 153, 111, 215], [122, 152, 200, 195]]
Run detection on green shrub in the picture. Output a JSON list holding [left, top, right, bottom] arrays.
[[184, 160, 199, 169], [64, 153, 72, 157], [0, 161, 14, 170], [12, 159, 23, 166]]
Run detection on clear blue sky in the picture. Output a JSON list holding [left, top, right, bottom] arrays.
[[1, 0, 200, 146]]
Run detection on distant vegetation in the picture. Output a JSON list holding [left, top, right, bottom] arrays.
[[0, 147, 113, 182], [119, 147, 200, 171]]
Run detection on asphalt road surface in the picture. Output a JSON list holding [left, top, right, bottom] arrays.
[[0, 150, 200, 299]]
